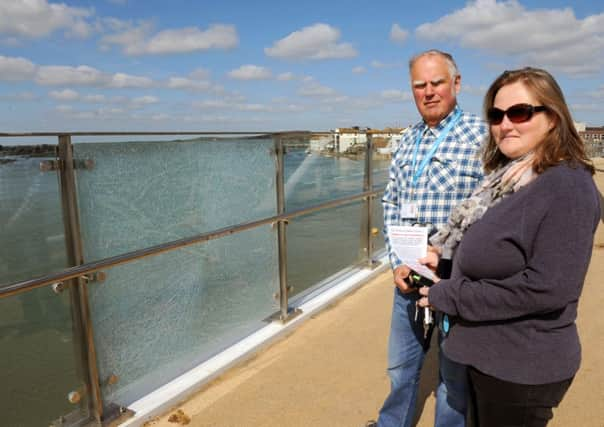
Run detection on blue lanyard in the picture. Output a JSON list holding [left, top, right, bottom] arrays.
[[411, 109, 461, 187]]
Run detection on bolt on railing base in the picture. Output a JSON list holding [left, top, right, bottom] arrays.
[[354, 258, 382, 271], [101, 403, 135, 427], [264, 307, 303, 324]]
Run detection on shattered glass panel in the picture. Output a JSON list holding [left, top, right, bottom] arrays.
[[71, 138, 279, 406], [72, 138, 276, 261], [88, 227, 278, 407]]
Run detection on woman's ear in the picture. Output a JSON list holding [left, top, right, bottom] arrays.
[[547, 113, 557, 132]]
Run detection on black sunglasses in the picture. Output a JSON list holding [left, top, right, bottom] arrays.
[[487, 103, 547, 125]]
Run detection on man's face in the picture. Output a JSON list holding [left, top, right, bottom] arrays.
[[410, 55, 460, 127]]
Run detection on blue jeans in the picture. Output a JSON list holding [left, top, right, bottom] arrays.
[[377, 288, 468, 427]]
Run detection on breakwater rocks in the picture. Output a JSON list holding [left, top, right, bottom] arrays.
[[0, 144, 55, 158]]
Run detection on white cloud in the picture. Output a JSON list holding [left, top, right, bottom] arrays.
[[371, 60, 403, 69], [167, 77, 213, 91], [0, 55, 36, 80], [265, 23, 357, 60], [151, 113, 170, 121], [82, 94, 107, 103], [462, 84, 488, 97], [390, 24, 409, 44], [101, 23, 239, 55], [352, 66, 366, 74], [35, 65, 153, 88], [415, 0, 604, 75], [165, 68, 222, 92], [0, 0, 93, 39], [277, 72, 295, 81], [228, 65, 272, 80], [36, 65, 107, 86], [192, 99, 232, 110], [571, 103, 602, 112], [380, 89, 412, 102], [49, 89, 79, 101], [298, 82, 337, 97], [189, 68, 211, 80], [56, 104, 74, 113], [109, 73, 153, 88], [131, 95, 159, 105], [236, 103, 272, 112]]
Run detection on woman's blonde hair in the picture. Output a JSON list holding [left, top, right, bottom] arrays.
[[482, 67, 594, 175]]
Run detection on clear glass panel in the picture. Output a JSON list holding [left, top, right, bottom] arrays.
[[72, 137, 276, 261], [284, 142, 366, 211], [372, 196, 386, 253], [0, 287, 89, 426], [0, 142, 67, 286], [372, 154, 391, 191], [88, 226, 279, 407], [287, 201, 363, 297], [371, 152, 390, 254]]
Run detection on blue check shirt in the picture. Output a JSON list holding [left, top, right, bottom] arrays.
[[383, 105, 487, 269]]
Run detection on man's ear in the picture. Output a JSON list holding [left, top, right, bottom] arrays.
[[454, 74, 461, 95]]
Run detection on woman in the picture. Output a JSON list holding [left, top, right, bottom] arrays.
[[417, 67, 600, 427]]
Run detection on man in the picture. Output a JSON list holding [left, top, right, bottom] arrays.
[[372, 50, 487, 427]]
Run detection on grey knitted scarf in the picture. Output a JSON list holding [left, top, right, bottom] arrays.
[[430, 153, 537, 259]]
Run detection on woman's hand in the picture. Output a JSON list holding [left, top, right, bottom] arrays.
[[418, 245, 441, 272], [417, 286, 431, 308]]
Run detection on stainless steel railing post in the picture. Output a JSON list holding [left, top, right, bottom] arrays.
[[57, 134, 104, 424], [274, 137, 290, 321], [360, 133, 375, 267]]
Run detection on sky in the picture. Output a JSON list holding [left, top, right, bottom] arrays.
[[0, 0, 603, 134]]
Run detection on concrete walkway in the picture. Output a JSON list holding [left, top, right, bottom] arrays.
[[145, 171, 604, 427]]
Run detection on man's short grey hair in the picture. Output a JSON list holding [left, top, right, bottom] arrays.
[[409, 49, 459, 80]]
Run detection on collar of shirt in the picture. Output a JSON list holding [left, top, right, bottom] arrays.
[[418, 104, 462, 138]]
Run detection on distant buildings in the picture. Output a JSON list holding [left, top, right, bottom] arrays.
[[332, 127, 407, 155], [576, 122, 604, 157]]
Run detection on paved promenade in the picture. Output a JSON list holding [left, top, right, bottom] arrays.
[[146, 165, 604, 427]]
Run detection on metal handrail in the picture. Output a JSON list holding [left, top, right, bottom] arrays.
[[0, 131, 332, 137], [0, 189, 382, 299]]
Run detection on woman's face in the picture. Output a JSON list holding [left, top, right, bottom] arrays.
[[491, 81, 553, 160]]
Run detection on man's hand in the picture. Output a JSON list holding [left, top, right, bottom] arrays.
[[393, 265, 415, 293]]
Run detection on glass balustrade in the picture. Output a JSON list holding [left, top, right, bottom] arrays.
[[0, 284, 90, 426], [0, 132, 387, 426], [72, 137, 276, 261], [0, 143, 68, 286], [287, 201, 364, 298], [86, 227, 279, 408]]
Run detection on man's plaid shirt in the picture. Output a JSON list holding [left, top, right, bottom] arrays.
[[382, 105, 487, 269]]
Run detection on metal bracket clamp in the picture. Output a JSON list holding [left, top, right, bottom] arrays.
[[51, 272, 105, 295], [272, 285, 294, 300], [82, 271, 107, 284], [271, 218, 289, 229]]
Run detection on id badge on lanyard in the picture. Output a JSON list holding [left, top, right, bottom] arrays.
[[400, 188, 418, 219]]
